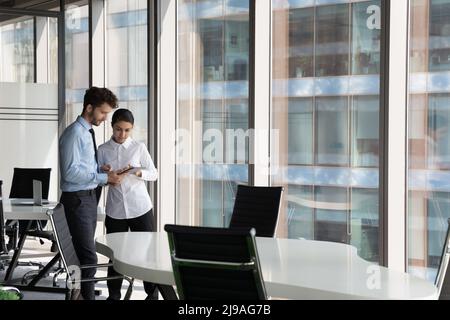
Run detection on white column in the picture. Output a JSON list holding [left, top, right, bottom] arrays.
[[387, 0, 409, 272], [157, 0, 177, 230], [252, 0, 271, 186], [36, 17, 49, 83]]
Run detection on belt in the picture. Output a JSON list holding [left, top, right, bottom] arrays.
[[62, 189, 96, 197]]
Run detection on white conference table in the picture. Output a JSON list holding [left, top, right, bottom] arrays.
[[95, 232, 438, 300]]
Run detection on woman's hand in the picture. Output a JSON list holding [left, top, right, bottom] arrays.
[[135, 170, 142, 178], [101, 164, 112, 172]]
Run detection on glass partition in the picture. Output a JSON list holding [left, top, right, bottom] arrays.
[[0, 12, 59, 200]]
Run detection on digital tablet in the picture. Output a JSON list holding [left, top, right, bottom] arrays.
[[117, 166, 142, 175]]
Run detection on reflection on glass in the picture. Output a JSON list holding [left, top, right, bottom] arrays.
[[106, 0, 148, 145], [0, 12, 59, 200], [65, 5, 89, 124], [352, 96, 379, 167], [177, 0, 250, 226], [408, 0, 450, 282], [316, 97, 348, 166], [0, 18, 34, 82], [314, 186, 349, 244], [352, 2, 380, 75], [351, 188, 379, 262], [315, 4, 349, 77], [429, 0, 450, 72], [272, 0, 381, 263], [288, 7, 314, 78], [287, 185, 314, 240], [288, 99, 313, 165]]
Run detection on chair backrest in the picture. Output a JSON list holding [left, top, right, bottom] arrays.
[[229, 185, 283, 237], [9, 168, 51, 199], [164, 224, 267, 300], [47, 203, 80, 281], [0, 180, 7, 254], [435, 219, 450, 300]]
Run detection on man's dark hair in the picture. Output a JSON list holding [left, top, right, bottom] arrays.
[[83, 87, 118, 113], [112, 109, 135, 126]]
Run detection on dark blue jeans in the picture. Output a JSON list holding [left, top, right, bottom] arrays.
[[60, 191, 98, 300]]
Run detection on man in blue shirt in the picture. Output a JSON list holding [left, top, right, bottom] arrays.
[[59, 87, 123, 300]]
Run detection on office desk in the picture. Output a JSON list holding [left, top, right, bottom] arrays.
[[96, 232, 438, 300], [3, 199, 105, 221], [2, 199, 105, 285]]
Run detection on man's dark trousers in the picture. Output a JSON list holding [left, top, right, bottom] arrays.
[[60, 190, 98, 300]]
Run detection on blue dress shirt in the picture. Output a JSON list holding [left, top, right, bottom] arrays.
[[59, 116, 108, 192]]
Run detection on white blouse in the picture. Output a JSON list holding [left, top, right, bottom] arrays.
[[98, 137, 158, 220]]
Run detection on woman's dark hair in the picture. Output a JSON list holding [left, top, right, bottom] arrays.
[[112, 109, 135, 126], [83, 87, 118, 112]]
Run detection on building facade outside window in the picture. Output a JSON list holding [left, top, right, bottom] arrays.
[[176, 0, 250, 227], [272, 0, 382, 263], [0, 18, 34, 83], [408, 0, 450, 282], [106, 0, 149, 145], [65, 4, 89, 123]]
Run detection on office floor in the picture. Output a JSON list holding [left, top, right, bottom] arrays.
[[0, 237, 150, 300]]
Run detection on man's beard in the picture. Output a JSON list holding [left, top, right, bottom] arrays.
[[88, 111, 102, 126]]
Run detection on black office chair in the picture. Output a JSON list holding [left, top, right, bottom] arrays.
[[229, 185, 284, 237], [1, 180, 8, 268], [435, 219, 450, 300], [47, 203, 134, 300], [0, 180, 18, 271], [164, 224, 267, 300], [7, 168, 55, 251]]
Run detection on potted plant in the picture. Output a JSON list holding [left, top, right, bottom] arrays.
[[0, 287, 22, 300]]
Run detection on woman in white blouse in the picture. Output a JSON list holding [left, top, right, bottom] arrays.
[[98, 109, 158, 300]]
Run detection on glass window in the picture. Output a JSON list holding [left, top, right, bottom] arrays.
[[176, 0, 250, 226], [65, 4, 89, 124], [288, 98, 313, 165], [286, 185, 314, 240], [272, 0, 382, 263], [352, 2, 381, 75], [316, 97, 349, 166], [0, 12, 59, 200], [315, 4, 349, 77], [287, 7, 314, 79], [351, 188, 379, 262], [314, 186, 349, 244], [408, 0, 450, 282], [351, 96, 379, 167], [106, 0, 148, 145], [0, 18, 34, 82], [429, 0, 450, 72]]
